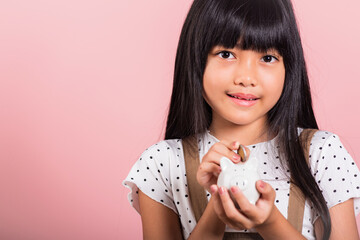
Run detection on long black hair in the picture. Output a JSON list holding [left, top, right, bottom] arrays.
[[165, 0, 330, 238]]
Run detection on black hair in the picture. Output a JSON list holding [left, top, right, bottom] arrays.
[[165, 0, 330, 239]]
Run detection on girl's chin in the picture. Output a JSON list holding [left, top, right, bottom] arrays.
[[225, 116, 268, 127], [211, 110, 268, 127]]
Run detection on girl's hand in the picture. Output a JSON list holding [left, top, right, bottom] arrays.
[[197, 141, 243, 192], [210, 180, 277, 231]]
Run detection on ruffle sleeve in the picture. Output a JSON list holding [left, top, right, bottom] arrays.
[[309, 132, 360, 219], [122, 141, 177, 214]]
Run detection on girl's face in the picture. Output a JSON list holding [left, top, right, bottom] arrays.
[[203, 45, 285, 130]]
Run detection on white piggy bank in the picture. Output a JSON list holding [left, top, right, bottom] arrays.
[[217, 155, 261, 205]]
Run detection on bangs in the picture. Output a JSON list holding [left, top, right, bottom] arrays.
[[203, 0, 288, 55]]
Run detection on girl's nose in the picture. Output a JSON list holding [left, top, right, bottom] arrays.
[[234, 62, 257, 87], [234, 76, 255, 87]]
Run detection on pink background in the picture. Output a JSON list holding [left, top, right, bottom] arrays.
[[0, 0, 359, 239]]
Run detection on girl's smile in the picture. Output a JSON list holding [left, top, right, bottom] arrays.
[[203, 45, 285, 141], [227, 92, 260, 107]]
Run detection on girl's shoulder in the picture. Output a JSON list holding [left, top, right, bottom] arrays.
[[138, 138, 185, 161], [298, 128, 345, 151], [133, 137, 190, 174], [301, 128, 360, 211], [299, 128, 352, 166], [298, 128, 336, 141]]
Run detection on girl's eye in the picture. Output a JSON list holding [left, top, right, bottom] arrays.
[[261, 55, 278, 63], [217, 51, 235, 59]]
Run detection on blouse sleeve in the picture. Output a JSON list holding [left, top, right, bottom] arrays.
[[309, 132, 360, 218], [122, 141, 177, 214]]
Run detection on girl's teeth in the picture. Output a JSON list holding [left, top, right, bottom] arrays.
[[231, 95, 256, 100]]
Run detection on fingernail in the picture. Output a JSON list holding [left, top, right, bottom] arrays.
[[233, 141, 240, 148], [259, 180, 265, 188], [231, 186, 238, 193], [219, 186, 226, 195], [210, 185, 217, 194], [232, 154, 240, 161]]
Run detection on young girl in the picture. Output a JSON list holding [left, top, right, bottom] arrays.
[[123, 0, 360, 239]]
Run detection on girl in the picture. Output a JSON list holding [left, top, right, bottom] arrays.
[[123, 0, 360, 239]]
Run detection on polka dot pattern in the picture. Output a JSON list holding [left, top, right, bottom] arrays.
[[306, 131, 360, 225], [123, 129, 360, 239]]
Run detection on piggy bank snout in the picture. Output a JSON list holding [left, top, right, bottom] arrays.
[[231, 178, 248, 190]]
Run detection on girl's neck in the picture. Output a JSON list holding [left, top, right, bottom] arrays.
[[208, 118, 273, 146]]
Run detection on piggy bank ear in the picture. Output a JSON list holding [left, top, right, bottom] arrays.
[[220, 157, 234, 171]]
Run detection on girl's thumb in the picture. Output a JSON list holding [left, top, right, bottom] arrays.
[[256, 180, 275, 200], [256, 180, 266, 192]]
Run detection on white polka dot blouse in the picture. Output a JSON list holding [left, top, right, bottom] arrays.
[[123, 128, 360, 239]]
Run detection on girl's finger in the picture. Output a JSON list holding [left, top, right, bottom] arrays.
[[211, 142, 241, 163], [230, 186, 257, 219], [210, 185, 227, 220], [230, 141, 241, 150], [224, 141, 251, 162], [202, 150, 227, 165], [212, 185, 249, 230], [218, 187, 252, 226], [198, 160, 221, 173], [197, 162, 221, 180]]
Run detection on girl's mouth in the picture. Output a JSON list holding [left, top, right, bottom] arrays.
[[227, 94, 259, 107], [227, 94, 259, 101]]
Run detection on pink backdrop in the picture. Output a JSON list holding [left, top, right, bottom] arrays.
[[0, 0, 359, 239]]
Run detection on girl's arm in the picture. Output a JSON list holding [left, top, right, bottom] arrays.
[[314, 198, 359, 240], [187, 196, 226, 240], [255, 207, 306, 240], [139, 190, 226, 240], [138, 190, 183, 240]]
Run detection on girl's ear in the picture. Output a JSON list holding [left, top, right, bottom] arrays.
[[220, 157, 233, 171]]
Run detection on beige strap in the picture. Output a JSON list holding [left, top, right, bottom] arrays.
[[182, 135, 208, 223], [287, 129, 318, 233]]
